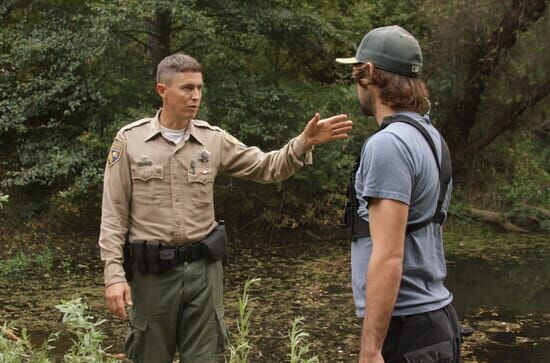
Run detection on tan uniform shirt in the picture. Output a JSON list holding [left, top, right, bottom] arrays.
[[99, 110, 313, 286]]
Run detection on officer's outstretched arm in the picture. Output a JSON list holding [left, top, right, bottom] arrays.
[[220, 114, 352, 183]]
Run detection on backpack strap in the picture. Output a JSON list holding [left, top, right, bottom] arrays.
[[344, 115, 452, 239]]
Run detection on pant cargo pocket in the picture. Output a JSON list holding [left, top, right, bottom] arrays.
[[403, 340, 454, 363], [125, 313, 148, 361], [215, 304, 228, 353]]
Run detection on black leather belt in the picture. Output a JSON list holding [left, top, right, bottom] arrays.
[[170, 243, 206, 264]]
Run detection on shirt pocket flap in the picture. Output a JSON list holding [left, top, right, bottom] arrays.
[[188, 168, 214, 184], [132, 165, 164, 182]]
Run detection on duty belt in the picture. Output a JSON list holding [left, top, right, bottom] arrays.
[[125, 223, 228, 277], [162, 243, 206, 264]]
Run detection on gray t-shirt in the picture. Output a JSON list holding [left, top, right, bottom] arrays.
[[351, 111, 453, 317]]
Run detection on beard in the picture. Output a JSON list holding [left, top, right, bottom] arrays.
[[358, 87, 376, 117]]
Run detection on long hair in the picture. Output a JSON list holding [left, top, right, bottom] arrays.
[[352, 63, 430, 114]]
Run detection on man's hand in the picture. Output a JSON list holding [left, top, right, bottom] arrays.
[[298, 113, 353, 147], [105, 282, 133, 319]]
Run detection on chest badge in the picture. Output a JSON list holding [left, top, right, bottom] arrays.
[[199, 149, 210, 163]]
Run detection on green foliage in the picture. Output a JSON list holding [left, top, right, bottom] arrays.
[[0, 249, 54, 278], [227, 277, 319, 363], [471, 133, 549, 217], [228, 277, 260, 363], [0, 252, 30, 278], [0, 299, 115, 363], [0, 193, 8, 209], [55, 298, 116, 363], [288, 317, 319, 363], [0, 0, 547, 231], [0, 323, 56, 363]]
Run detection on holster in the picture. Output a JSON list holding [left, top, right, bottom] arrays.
[[131, 240, 162, 274], [201, 222, 228, 263]]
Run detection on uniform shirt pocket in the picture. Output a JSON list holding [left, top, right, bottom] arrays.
[[188, 168, 214, 202], [131, 165, 164, 206], [187, 168, 215, 224]]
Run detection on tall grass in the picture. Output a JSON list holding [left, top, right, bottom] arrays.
[[227, 277, 318, 363], [228, 277, 260, 363], [288, 317, 319, 363]]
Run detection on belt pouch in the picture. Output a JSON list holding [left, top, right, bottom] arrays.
[[132, 241, 147, 273], [145, 240, 160, 273], [202, 225, 227, 262], [123, 240, 134, 282], [159, 248, 177, 271]]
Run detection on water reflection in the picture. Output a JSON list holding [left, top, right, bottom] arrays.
[[446, 251, 550, 363]]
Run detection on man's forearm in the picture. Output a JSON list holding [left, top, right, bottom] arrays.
[[359, 198, 408, 361], [360, 254, 402, 355]]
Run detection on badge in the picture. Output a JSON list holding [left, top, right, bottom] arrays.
[[199, 149, 210, 163], [107, 139, 125, 167]]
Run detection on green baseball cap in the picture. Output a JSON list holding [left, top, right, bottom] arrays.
[[336, 25, 422, 78]]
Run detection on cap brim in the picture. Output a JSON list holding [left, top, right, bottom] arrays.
[[335, 57, 359, 64]]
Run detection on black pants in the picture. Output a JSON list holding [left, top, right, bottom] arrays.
[[382, 304, 461, 363]]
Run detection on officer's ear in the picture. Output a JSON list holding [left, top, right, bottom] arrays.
[[156, 82, 167, 99]]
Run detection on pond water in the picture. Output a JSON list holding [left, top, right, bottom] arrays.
[[0, 231, 548, 362], [446, 250, 550, 363]]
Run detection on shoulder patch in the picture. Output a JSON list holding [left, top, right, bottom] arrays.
[[193, 119, 223, 132], [107, 139, 125, 167]]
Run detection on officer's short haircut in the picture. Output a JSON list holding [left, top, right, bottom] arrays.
[[157, 53, 202, 84], [352, 63, 430, 114]]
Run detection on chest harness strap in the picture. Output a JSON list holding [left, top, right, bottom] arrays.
[[344, 115, 452, 240]]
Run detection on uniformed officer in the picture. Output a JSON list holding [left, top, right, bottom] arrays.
[[336, 26, 461, 362], [98, 53, 352, 362]]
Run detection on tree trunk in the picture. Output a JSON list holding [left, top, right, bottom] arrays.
[[467, 206, 529, 233], [443, 0, 547, 162], [149, 8, 172, 78]]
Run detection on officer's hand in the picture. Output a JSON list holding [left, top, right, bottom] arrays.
[[298, 113, 353, 147], [105, 282, 133, 319]]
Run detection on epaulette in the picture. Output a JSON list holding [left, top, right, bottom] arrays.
[[193, 119, 224, 132], [119, 118, 151, 134]]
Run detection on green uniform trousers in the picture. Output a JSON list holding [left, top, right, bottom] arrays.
[[125, 259, 228, 363]]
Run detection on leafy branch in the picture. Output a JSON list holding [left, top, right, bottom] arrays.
[[0, 193, 9, 209]]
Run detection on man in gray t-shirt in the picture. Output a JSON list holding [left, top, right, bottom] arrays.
[[337, 26, 461, 363]]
